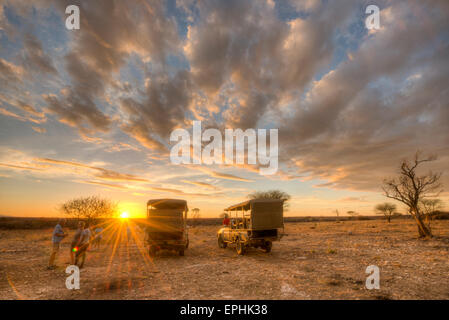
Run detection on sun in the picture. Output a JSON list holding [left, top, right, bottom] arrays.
[[120, 211, 129, 219]]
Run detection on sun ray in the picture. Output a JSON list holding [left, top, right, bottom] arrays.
[[106, 222, 123, 275], [6, 274, 26, 300], [126, 219, 155, 269]]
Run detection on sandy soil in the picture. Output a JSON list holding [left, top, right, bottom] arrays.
[[0, 219, 448, 300]]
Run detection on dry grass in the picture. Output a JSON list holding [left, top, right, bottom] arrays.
[[0, 219, 448, 300]]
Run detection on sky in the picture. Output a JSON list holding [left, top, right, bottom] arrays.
[[0, 0, 448, 218]]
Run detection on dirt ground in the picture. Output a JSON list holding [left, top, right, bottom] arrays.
[[1, 219, 448, 300]]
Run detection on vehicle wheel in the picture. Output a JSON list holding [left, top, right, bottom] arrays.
[[179, 249, 185, 256], [236, 238, 245, 255], [262, 241, 272, 253], [218, 235, 227, 248]]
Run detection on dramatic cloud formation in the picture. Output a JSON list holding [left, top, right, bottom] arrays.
[[0, 0, 448, 216], [281, 1, 449, 190]]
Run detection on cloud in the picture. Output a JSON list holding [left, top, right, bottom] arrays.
[[202, 168, 253, 182], [77, 180, 128, 190], [0, 162, 43, 171], [0, 58, 24, 89], [12, 100, 45, 118], [31, 126, 46, 133], [1, 0, 449, 200], [0, 95, 47, 130], [338, 197, 369, 203], [184, 0, 353, 129], [105, 142, 140, 153], [20, 34, 57, 75], [289, 0, 321, 12], [35, 158, 149, 183], [40, 0, 182, 137], [181, 180, 219, 190], [43, 66, 111, 135], [0, 106, 45, 124], [119, 69, 193, 151], [280, 1, 449, 191], [149, 186, 222, 197]]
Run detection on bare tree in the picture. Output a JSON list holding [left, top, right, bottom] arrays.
[[60, 196, 117, 224], [420, 198, 444, 229], [334, 209, 340, 222], [248, 190, 291, 209], [382, 152, 442, 238], [374, 203, 397, 223]]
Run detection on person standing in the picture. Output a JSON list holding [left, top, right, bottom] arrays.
[[75, 223, 91, 269], [222, 213, 230, 226], [70, 221, 85, 265], [93, 226, 103, 249], [48, 219, 67, 269]]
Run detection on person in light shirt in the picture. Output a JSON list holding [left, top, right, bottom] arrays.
[[48, 219, 67, 269], [92, 226, 104, 249]]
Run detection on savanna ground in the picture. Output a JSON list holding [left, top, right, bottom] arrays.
[[0, 219, 448, 300]]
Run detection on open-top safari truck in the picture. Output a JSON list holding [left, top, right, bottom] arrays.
[[217, 199, 284, 255], [145, 199, 189, 256]]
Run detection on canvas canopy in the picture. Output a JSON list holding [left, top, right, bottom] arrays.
[[225, 199, 284, 230], [147, 199, 188, 210], [224, 199, 283, 211], [146, 199, 187, 232]]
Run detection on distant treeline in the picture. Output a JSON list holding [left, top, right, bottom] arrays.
[[185, 213, 449, 226], [1, 213, 448, 230]]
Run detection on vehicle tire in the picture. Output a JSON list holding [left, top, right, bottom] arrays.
[[236, 238, 245, 255], [218, 235, 227, 248], [179, 249, 185, 256], [262, 241, 272, 253]]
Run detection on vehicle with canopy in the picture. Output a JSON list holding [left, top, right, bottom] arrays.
[[145, 199, 189, 256], [217, 199, 284, 255]]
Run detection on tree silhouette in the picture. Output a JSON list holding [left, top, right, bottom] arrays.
[[60, 196, 117, 224], [420, 198, 444, 230], [374, 202, 397, 223], [382, 152, 442, 238], [248, 190, 291, 210]]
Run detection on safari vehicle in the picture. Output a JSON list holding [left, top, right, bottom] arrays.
[[217, 199, 284, 255], [145, 199, 189, 256]]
